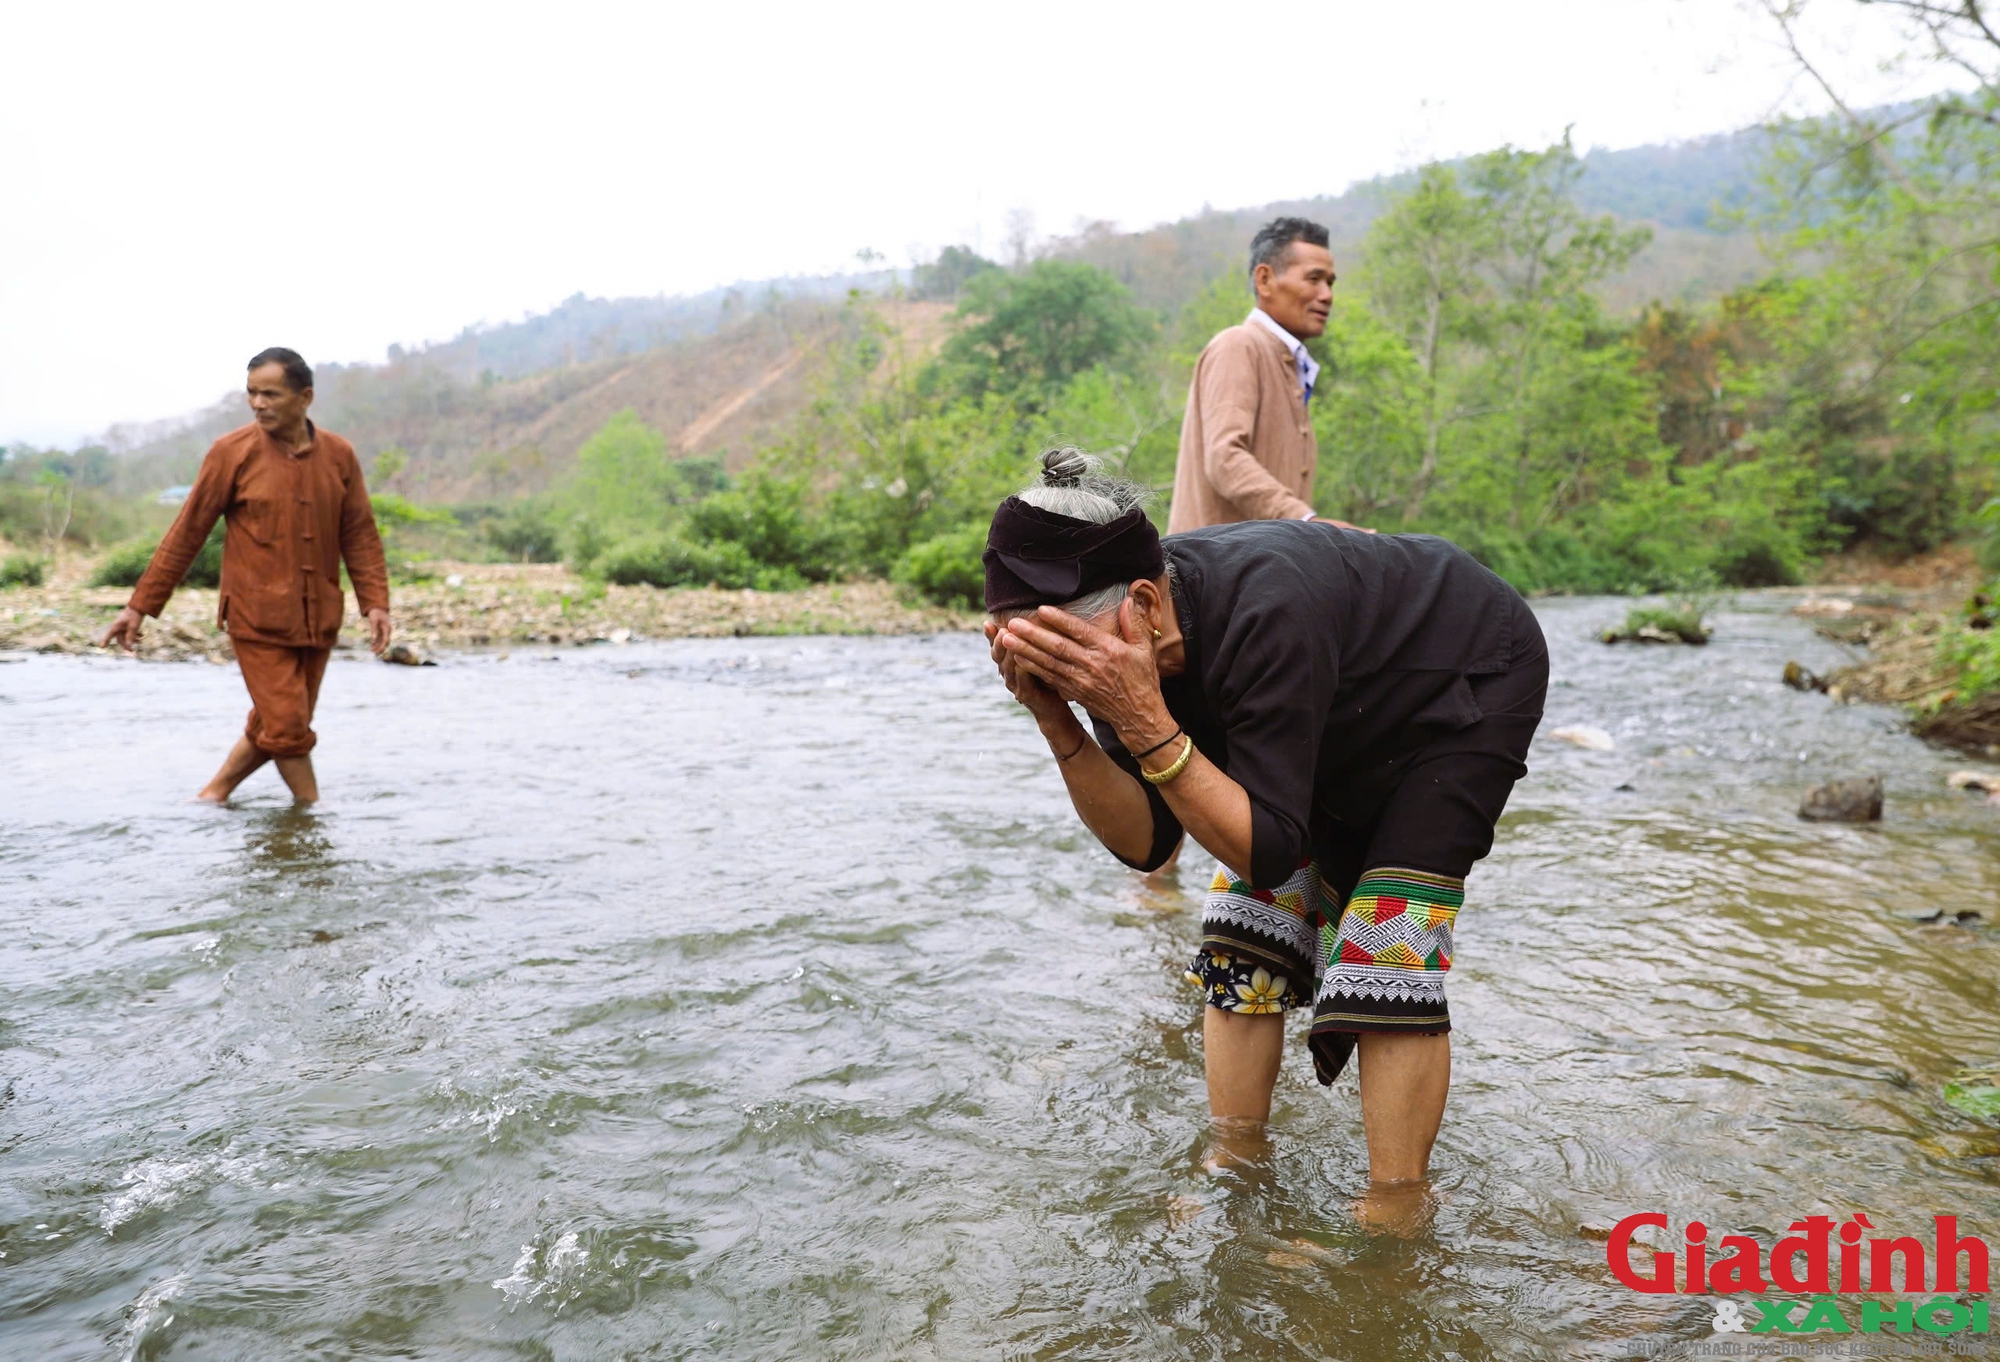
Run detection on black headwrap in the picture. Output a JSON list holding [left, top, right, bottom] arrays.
[[982, 496, 1166, 613]]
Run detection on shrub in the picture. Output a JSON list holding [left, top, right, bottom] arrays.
[[1710, 512, 1804, 587], [370, 492, 454, 528], [1978, 499, 2000, 576], [1941, 616, 2000, 704], [90, 538, 155, 587], [89, 523, 224, 589], [686, 475, 842, 580], [892, 524, 986, 608], [597, 533, 803, 591], [485, 503, 563, 562], [0, 553, 46, 587]]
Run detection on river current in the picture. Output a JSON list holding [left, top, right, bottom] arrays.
[[2, 595, 1997, 1360]]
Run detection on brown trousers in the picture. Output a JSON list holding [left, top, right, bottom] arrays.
[[234, 640, 331, 758]]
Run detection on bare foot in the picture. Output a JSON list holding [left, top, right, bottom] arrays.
[[1351, 1178, 1438, 1237], [1200, 1117, 1273, 1174]]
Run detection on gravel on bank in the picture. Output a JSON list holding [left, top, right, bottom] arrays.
[[0, 559, 981, 662]]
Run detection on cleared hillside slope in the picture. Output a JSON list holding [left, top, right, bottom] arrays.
[[112, 300, 953, 502]]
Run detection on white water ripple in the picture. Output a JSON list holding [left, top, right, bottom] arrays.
[[100, 1149, 273, 1234], [117, 1272, 188, 1361], [492, 1229, 590, 1312]]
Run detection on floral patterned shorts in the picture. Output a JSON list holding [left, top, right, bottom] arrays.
[[1183, 950, 1309, 1015]]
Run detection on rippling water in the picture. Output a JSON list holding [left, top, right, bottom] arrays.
[[3, 596, 1997, 1360]]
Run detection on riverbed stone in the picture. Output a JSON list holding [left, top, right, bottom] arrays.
[[1783, 660, 1829, 693], [1550, 725, 1616, 752], [1798, 775, 1883, 822]]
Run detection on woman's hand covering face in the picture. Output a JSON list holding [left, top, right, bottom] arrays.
[[995, 598, 1174, 748], [983, 619, 1072, 725]]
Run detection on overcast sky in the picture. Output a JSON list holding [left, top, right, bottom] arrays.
[[0, 0, 1967, 446]]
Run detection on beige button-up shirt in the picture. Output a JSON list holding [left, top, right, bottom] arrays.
[[1167, 312, 1318, 532]]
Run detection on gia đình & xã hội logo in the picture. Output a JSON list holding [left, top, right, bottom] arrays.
[[1606, 1213, 1991, 1337]]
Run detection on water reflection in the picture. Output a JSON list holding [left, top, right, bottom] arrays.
[[236, 805, 336, 879]]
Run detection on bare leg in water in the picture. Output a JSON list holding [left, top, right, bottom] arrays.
[[1202, 1008, 1283, 1169], [1202, 1011, 1449, 1232], [197, 735, 318, 804], [1352, 1032, 1449, 1232]]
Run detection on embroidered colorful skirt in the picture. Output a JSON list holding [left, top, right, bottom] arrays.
[[1186, 862, 1464, 1085]]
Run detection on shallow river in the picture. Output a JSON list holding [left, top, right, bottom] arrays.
[[3, 595, 1997, 1360]]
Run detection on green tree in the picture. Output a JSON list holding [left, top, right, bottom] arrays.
[[1311, 296, 1428, 523], [558, 409, 721, 560], [1357, 162, 1495, 520], [1461, 139, 1654, 535], [1741, 3, 2000, 553], [933, 260, 1156, 408], [911, 245, 999, 300]]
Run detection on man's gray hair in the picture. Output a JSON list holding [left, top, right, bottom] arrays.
[[1249, 216, 1330, 281], [1004, 447, 1153, 622]]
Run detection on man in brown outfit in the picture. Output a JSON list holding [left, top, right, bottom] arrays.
[[100, 348, 393, 804], [1168, 217, 1351, 533]]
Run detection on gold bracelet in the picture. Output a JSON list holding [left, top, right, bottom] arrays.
[[1140, 734, 1195, 785]]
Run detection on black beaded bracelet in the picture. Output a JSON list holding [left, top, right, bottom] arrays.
[[1131, 729, 1184, 760]]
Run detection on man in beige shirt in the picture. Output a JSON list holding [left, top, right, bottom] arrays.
[[1169, 217, 1346, 533]]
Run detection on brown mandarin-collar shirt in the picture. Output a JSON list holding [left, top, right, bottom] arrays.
[[1167, 314, 1318, 532], [129, 421, 391, 648]]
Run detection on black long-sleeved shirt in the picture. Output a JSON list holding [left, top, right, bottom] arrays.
[[1091, 520, 1525, 887]]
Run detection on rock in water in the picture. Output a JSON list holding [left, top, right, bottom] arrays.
[[1799, 775, 1883, 822], [381, 642, 434, 667], [1783, 661, 1829, 693], [1550, 725, 1616, 752]]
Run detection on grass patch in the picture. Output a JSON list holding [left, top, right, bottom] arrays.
[[1601, 595, 1715, 645]]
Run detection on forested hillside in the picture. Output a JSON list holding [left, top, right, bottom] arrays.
[[1051, 123, 1772, 317], [82, 127, 1770, 503]]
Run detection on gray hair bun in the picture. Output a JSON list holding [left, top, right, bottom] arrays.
[[1018, 445, 1151, 523], [1040, 447, 1099, 488]]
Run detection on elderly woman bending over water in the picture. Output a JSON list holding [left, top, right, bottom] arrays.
[[984, 449, 1546, 1210]]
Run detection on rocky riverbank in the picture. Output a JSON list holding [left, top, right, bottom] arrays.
[[1820, 611, 2000, 755], [0, 558, 981, 661], [1792, 546, 2000, 755]]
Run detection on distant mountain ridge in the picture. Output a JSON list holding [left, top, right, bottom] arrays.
[[102, 123, 1778, 501]]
